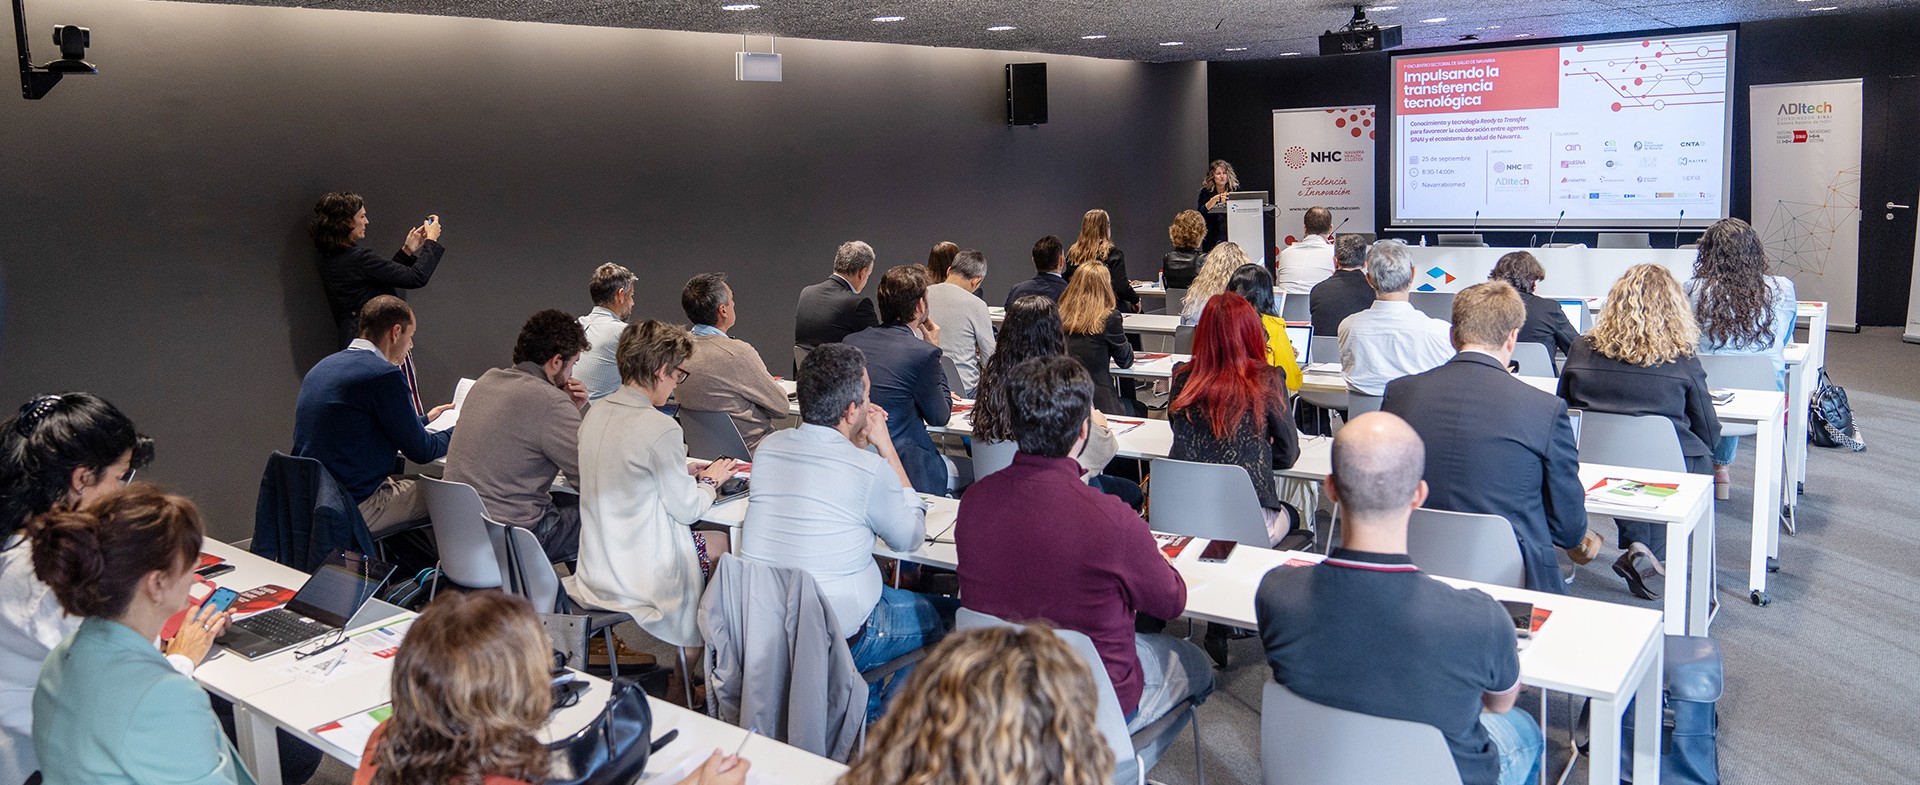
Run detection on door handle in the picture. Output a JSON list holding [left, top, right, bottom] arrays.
[[1889, 202, 1912, 210]]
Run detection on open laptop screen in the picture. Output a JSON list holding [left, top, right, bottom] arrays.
[[1285, 323, 1312, 365], [1558, 299, 1587, 333], [284, 550, 395, 629]]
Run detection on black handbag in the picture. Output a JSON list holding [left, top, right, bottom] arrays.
[[546, 677, 655, 785], [1809, 369, 1865, 451]]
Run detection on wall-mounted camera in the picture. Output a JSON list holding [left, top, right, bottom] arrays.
[[14, 0, 97, 99]]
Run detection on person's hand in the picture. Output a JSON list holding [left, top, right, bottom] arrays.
[[673, 750, 750, 785], [860, 403, 895, 452], [427, 403, 456, 421], [697, 458, 738, 485], [403, 224, 427, 255], [919, 317, 941, 346], [562, 377, 589, 408], [165, 601, 231, 667], [422, 214, 443, 243], [1089, 408, 1110, 428]]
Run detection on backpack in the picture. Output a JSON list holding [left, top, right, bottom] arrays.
[[1809, 369, 1865, 452]]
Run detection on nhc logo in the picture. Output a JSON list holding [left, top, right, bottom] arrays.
[[1284, 146, 1309, 169], [1310, 150, 1344, 163], [1778, 102, 1833, 115]]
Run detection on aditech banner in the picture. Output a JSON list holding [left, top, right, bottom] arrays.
[[1273, 106, 1377, 244], [1750, 79, 1862, 330]]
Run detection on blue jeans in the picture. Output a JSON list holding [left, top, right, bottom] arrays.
[[1480, 708, 1545, 785], [1123, 633, 1217, 778], [849, 586, 958, 721], [1713, 435, 1740, 465]]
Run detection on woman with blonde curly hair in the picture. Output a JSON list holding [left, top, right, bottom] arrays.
[[839, 624, 1114, 785], [1196, 160, 1238, 251], [1180, 241, 1249, 326], [1557, 264, 1721, 601], [1160, 210, 1207, 290]]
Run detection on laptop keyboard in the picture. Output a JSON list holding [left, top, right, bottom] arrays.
[[238, 609, 326, 645]]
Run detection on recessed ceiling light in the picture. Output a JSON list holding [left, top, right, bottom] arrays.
[[1513, 32, 1532, 37], [1280, 51, 1302, 56], [871, 15, 903, 22], [721, 3, 758, 9], [1159, 41, 1185, 46], [1809, 5, 1838, 8], [987, 25, 1016, 31], [1488, 24, 1502, 28], [1421, 16, 1449, 23], [1081, 34, 1107, 39], [1225, 46, 1249, 51], [1368, 4, 1398, 9]]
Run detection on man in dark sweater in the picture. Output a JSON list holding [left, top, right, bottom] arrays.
[[1255, 412, 1542, 785], [1003, 235, 1071, 308], [1308, 234, 1376, 337], [293, 296, 453, 535], [956, 355, 1211, 775]]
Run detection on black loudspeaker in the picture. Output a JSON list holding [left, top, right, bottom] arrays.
[[1006, 63, 1047, 125]]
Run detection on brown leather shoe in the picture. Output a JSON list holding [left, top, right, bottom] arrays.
[[1567, 531, 1605, 565], [587, 637, 657, 668]]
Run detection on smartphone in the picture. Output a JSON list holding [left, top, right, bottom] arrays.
[[1198, 540, 1238, 564], [195, 563, 235, 580], [1499, 600, 1535, 635], [203, 587, 240, 614], [425, 215, 436, 225]]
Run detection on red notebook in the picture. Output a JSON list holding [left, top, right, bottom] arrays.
[[1154, 534, 1193, 559], [230, 585, 297, 617]]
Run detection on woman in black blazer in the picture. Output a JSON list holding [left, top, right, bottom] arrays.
[[1060, 263, 1134, 414], [1558, 264, 1721, 600], [1161, 210, 1207, 291], [1489, 251, 1579, 355], [1068, 209, 1139, 314], [1197, 160, 1238, 252]]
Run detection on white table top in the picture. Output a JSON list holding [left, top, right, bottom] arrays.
[[1112, 352, 1186, 380], [988, 307, 1181, 336]]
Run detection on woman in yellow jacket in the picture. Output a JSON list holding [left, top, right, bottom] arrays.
[[1226, 264, 1302, 391]]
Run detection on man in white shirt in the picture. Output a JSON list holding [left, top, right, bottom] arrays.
[[1274, 206, 1337, 295], [1338, 240, 1454, 396], [736, 343, 954, 720], [573, 263, 635, 400], [925, 249, 996, 397]]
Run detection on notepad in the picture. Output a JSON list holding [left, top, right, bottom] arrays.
[[313, 704, 392, 755], [425, 378, 477, 433], [1585, 478, 1679, 509]]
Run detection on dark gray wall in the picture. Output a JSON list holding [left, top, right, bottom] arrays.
[[0, 0, 1208, 539]]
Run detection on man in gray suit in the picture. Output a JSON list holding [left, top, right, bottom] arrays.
[[1381, 282, 1598, 594]]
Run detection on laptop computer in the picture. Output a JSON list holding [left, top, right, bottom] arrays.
[[1285, 323, 1312, 365], [1556, 298, 1590, 333], [217, 549, 396, 660]]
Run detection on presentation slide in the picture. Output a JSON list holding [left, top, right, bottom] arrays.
[[1390, 31, 1734, 229]]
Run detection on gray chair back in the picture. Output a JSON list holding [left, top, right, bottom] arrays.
[[1260, 681, 1464, 785], [1408, 291, 1455, 321], [1161, 288, 1189, 316], [1280, 292, 1312, 322], [1597, 232, 1652, 249], [792, 344, 811, 375], [939, 354, 966, 398], [500, 524, 563, 613], [1173, 324, 1195, 354], [1148, 457, 1272, 547], [1696, 354, 1778, 439], [1512, 342, 1556, 378], [1577, 412, 1686, 473], [972, 439, 1019, 480], [957, 608, 1136, 783], [680, 408, 752, 461], [1407, 508, 1526, 588], [419, 477, 505, 590], [1347, 392, 1384, 418]]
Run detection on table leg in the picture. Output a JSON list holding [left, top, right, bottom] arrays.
[[234, 704, 284, 785], [1690, 502, 1712, 635], [1587, 693, 1622, 785], [1750, 410, 1783, 605], [1632, 638, 1664, 785], [1663, 517, 1691, 636]]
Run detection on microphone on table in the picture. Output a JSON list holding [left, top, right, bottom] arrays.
[[1471, 210, 1480, 236], [1331, 216, 1350, 238], [1545, 210, 1566, 247], [1674, 209, 1687, 249]]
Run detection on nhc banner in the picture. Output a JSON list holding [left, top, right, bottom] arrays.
[[1273, 106, 1377, 244], [1749, 79, 1862, 330]]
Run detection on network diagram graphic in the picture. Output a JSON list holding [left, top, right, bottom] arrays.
[[1560, 37, 1730, 113], [1758, 166, 1860, 284]]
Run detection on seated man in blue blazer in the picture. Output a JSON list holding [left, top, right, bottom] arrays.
[[795, 240, 881, 348], [293, 295, 454, 536], [845, 266, 952, 494], [1381, 282, 1598, 594], [1004, 235, 1070, 308]]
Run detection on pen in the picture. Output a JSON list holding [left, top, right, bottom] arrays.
[[731, 725, 758, 759], [322, 651, 347, 678]]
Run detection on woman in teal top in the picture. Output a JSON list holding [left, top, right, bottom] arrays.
[[31, 485, 241, 785], [1687, 218, 1797, 497]]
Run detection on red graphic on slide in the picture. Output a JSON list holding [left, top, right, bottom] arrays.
[[1284, 146, 1309, 169], [1561, 37, 1728, 112], [1326, 107, 1376, 138]]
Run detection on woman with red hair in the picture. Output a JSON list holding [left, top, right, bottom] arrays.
[[1168, 294, 1301, 546]]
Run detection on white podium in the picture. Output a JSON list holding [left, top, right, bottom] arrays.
[[1211, 190, 1275, 267]]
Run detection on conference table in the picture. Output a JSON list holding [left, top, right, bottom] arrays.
[[192, 542, 848, 785], [987, 306, 1181, 336], [698, 496, 1667, 785]]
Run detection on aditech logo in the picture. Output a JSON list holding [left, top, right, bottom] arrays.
[[1284, 146, 1309, 169], [1778, 102, 1833, 115], [1496, 177, 1531, 186]]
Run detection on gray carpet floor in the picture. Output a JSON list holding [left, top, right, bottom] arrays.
[[312, 327, 1920, 785]]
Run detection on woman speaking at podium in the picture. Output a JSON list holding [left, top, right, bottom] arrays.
[[1197, 160, 1239, 253]]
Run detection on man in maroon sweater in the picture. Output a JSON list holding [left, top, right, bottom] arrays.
[[956, 356, 1213, 772]]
